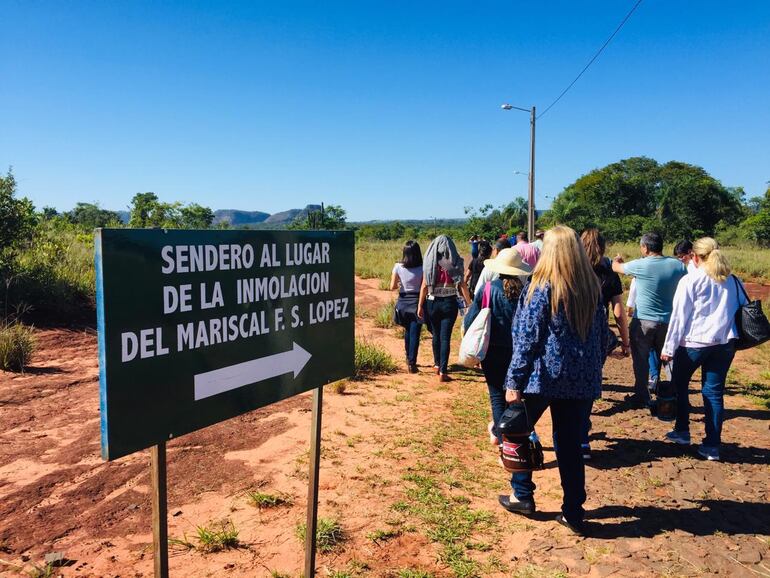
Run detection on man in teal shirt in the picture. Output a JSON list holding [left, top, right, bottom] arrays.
[[613, 232, 686, 406]]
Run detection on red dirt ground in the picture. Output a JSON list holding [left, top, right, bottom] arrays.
[[0, 278, 768, 577]]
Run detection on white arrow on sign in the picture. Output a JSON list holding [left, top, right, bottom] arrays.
[[193, 342, 312, 401]]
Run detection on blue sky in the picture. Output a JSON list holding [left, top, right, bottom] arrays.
[[2, 1, 769, 221]]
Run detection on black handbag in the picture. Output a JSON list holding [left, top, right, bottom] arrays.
[[733, 276, 770, 350]]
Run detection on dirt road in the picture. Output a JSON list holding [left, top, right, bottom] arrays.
[[0, 278, 768, 577]]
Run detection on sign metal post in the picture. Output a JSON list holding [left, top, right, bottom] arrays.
[[304, 386, 323, 577], [150, 443, 169, 578]]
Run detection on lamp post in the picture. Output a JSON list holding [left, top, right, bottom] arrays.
[[501, 104, 536, 240]]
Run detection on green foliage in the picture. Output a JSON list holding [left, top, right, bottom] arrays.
[[0, 322, 35, 371], [739, 188, 770, 245], [66, 202, 121, 229], [128, 192, 214, 229], [8, 219, 95, 320], [289, 204, 347, 230], [549, 157, 744, 241], [0, 168, 37, 267], [180, 203, 215, 229], [295, 517, 344, 553], [356, 221, 411, 241], [354, 338, 397, 379], [463, 198, 528, 240]]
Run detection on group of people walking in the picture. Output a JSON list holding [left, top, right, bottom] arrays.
[[390, 226, 751, 533]]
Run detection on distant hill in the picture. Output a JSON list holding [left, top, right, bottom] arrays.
[[213, 209, 270, 227], [263, 204, 322, 225]]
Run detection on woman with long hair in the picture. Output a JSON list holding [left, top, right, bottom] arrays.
[[501, 226, 607, 534], [580, 228, 630, 459], [417, 235, 472, 382], [389, 240, 424, 373], [463, 248, 532, 490], [661, 238, 748, 461], [465, 239, 493, 295]]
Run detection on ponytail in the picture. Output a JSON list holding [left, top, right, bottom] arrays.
[[693, 237, 731, 282]]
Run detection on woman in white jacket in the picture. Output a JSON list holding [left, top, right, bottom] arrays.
[[661, 238, 748, 461]]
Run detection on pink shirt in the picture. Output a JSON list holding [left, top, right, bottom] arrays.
[[514, 241, 540, 268]]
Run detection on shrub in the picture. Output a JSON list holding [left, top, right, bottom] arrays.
[[0, 322, 35, 371], [9, 219, 95, 321], [330, 380, 348, 394], [354, 339, 397, 379]]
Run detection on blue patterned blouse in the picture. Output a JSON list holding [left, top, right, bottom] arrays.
[[505, 282, 607, 400]]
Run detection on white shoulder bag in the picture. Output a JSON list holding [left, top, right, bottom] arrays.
[[459, 282, 492, 367]]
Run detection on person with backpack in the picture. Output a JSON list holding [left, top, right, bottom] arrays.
[[463, 248, 532, 459], [580, 228, 629, 460], [389, 240, 424, 374], [501, 226, 608, 535], [661, 238, 749, 461]]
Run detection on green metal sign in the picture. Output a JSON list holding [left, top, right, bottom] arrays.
[[95, 229, 355, 460]]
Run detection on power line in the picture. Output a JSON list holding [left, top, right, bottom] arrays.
[[537, 0, 644, 120]]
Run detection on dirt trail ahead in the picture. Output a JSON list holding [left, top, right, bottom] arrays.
[[1, 278, 768, 577]]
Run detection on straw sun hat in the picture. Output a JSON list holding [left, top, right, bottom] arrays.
[[483, 247, 533, 277]]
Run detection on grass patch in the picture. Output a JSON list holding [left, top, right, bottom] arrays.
[[295, 517, 344, 553], [395, 572, 434, 578], [330, 380, 349, 394], [730, 380, 770, 409], [0, 322, 35, 371], [512, 565, 568, 578], [247, 490, 292, 508], [194, 520, 240, 552], [354, 338, 397, 379], [374, 301, 396, 328], [399, 470, 495, 577], [366, 527, 403, 543], [355, 240, 403, 281]]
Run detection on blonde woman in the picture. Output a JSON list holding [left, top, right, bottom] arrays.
[[661, 238, 748, 461], [502, 226, 607, 535], [580, 228, 630, 460]]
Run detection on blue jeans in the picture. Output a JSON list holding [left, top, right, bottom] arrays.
[[673, 342, 736, 448], [649, 349, 660, 381], [426, 297, 458, 374], [512, 395, 591, 526], [482, 347, 513, 442], [404, 320, 422, 365]]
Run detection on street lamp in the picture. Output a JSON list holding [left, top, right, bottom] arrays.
[[501, 103, 536, 240]]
